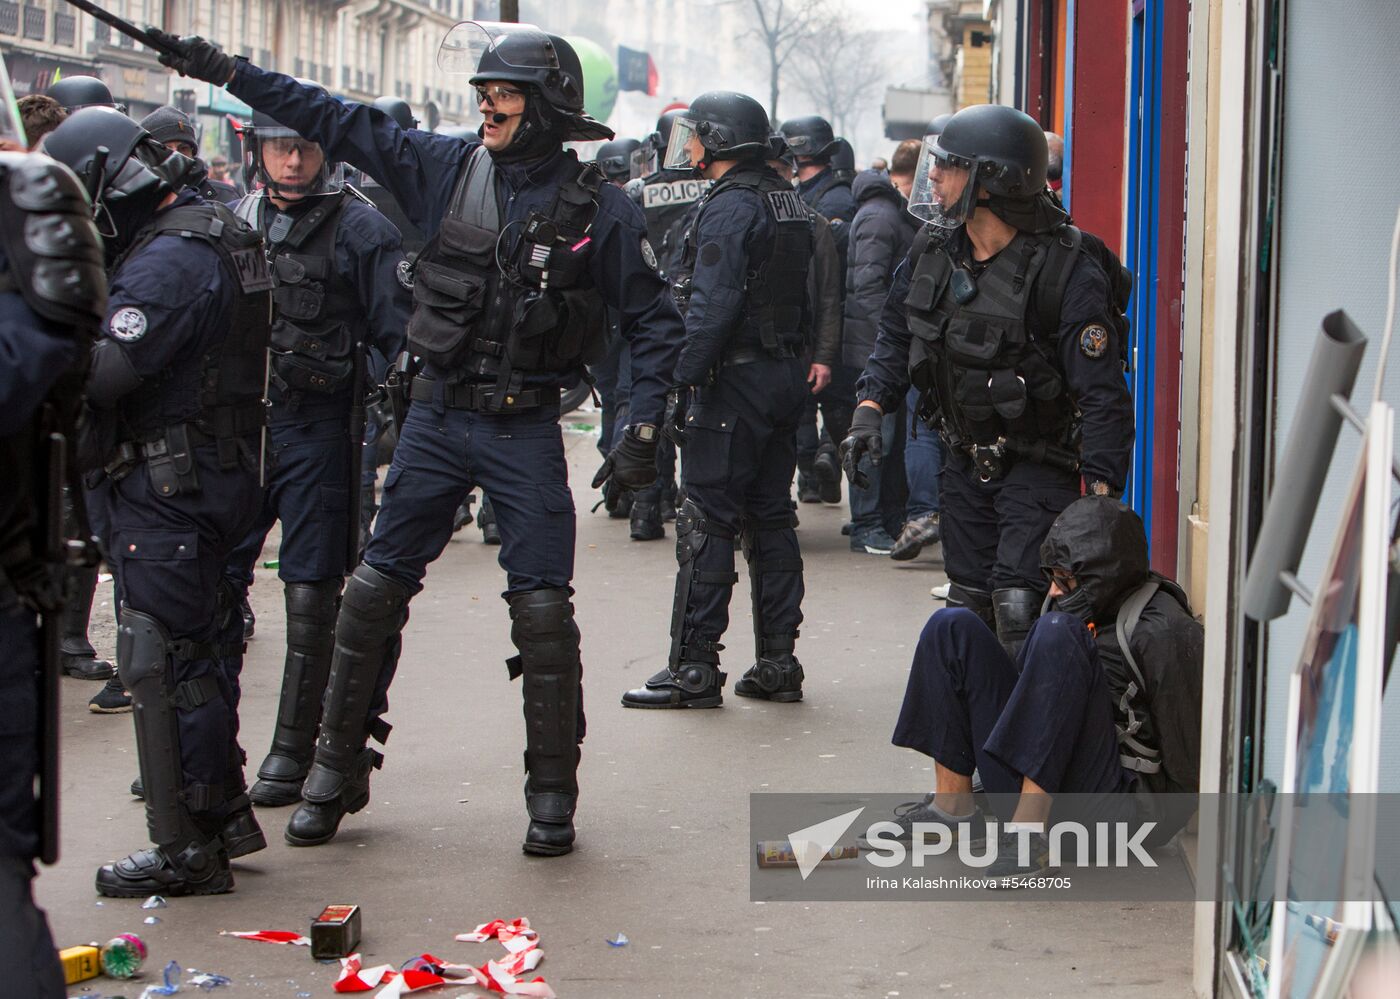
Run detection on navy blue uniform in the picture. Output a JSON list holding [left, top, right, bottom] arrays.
[[225, 196, 408, 589], [857, 231, 1134, 594], [0, 248, 77, 999], [228, 65, 682, 597], [86, 191, 262, 840]]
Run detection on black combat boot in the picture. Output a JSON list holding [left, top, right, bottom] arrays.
[[812, 443, 842, 504], [629, 501, 664, 541], [60, 565, 115, 680], [621, 656, 727, 709], [734, 652, 805, 702]]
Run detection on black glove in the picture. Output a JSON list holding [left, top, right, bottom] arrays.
[[592, 426, 659, 491], [839, 405, 884, 489], [156, 34, 236, 84], [662, 386, 691, 447]]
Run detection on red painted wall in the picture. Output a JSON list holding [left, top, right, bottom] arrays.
[[1068, 1, 1128, 256]]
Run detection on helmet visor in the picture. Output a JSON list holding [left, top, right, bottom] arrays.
[[247, 128, 344, 196], [630, 142, 657, 180], [908, 135, 976, 228], [439, 20, 558, 76], [0, 54, 26, 150], [662, 117, 702, 170]]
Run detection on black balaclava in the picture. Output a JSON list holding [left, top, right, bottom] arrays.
[[983, 190, 1069, 234]]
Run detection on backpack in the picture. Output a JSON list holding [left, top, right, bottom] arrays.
[[1110, 572, 1202, 795], [1035, 224, 1134, 372]]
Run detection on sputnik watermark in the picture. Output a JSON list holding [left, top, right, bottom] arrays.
[[860, 819, 1157, 871]]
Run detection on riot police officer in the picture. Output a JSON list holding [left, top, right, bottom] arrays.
[[0, 79, 107, 994], [780, 114, 856, 506], [636, 108, 711, 275], [843, 104, 1134, 657], [45, 107, 273, 896], [140, 106, 240, 203], [159, 19, 683, 857], [45, 75, 123, 113], [621, 91, 813, 710], [223, 100, 410, 808]]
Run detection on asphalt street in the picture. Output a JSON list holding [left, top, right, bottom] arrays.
[[40, 424, 1193, 998]]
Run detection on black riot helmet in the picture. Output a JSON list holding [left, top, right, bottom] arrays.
[[909, 104, 1053, 230], [46, 75, 121, 113], [925, 113, 954, 137], [243, 81, 344, 199], [779, 115, 838, 162], [593, 137, 641, 183], [829, 137, 855, 182], [43, 106, 192, 263], [439, 21, 612, 143], [663, 91, 770, 174], [373, 96, 419, 131], [633, 107, 688, 177]]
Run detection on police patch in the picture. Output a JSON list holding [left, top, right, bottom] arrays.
[[640, 237, 659, 271], [109, 307, 148, 342], [396, 259, 415, 290], [1078, 323, 1110, 359]]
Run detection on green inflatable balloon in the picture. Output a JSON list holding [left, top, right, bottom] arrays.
[[564, 35, 618, 123]]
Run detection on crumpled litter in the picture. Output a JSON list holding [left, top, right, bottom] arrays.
[[219, 929, 311, 946], [334, 917, 554, 998], [187, 971, 232, 989], [137, 959, 183, 997], [142, 895, 168, 910], [145, 916, 162, 925], [606, 933, 628, 948]]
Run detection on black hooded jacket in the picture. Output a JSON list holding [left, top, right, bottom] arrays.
[[1040, 497, 1204, 808], [843, 169, 919, 370]]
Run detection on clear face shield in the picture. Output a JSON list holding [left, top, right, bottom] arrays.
[[0, 55, 27, 151], [662, 117, 703, 171], [907, 135, 978, 228], [438, 20, 556, 76], [630, 141, 657, 180], [247, 126, 344, 198]]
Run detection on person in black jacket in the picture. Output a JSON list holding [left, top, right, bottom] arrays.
[[868, 497, 1203, 879], [843, 163, 920, 554]]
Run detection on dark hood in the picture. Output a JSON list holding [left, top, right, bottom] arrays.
[[852, 168, 899, 205], [1039, 496, 1149, 620]]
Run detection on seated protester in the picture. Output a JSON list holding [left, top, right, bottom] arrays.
[[870, 496, 1203, 879]]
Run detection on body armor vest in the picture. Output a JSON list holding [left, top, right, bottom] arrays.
[[640, 169, 710, 276], [904, 229, 1075, 456], [675, 167, 814, 354], [236, 191, 360, 404], [117, 201, 272, 443], [407, 146, 606, 403], [0, 153, 105, 597]]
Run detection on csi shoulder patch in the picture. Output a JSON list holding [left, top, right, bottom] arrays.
[[396, 259, 415, 290], [1078, 323, 1110, 359], [109, 307, 148, 343], [640, 237, 659, 271]]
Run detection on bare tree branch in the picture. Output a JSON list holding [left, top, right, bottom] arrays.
[[788, 11, 886, 139], [740, 0, 828, 121]]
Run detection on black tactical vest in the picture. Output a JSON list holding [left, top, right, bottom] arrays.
[[639, 169, 710, 277], [675, 167, 813, 354], [117, 201, 273, 442], [0, 153, 106, 596], [407, 146, 606, 402], [904, 229, 1075, 452], [236, 191, 361, 402]]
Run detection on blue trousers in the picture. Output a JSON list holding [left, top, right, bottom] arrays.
[[365, 399, 575, 597], [891, 609, 1134, 817], [678, 360, 808, 652], [904, 388, 942, 519]]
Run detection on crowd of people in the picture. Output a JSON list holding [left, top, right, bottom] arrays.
[[0, 18, 1204, 996]]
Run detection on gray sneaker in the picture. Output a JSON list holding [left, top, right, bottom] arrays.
[[850, 526, 898, 555], [890, 513, 940, 561], [857, 794, 987, 849]]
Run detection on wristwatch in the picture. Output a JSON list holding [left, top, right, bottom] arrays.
[[1088, 480, 1113, 497], [630, 423, 658, 442]]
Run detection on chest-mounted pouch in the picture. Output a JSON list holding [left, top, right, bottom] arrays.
[[405, 262, 489, 367], [272, 284, 325, 323], [438, 218, 498, 268], [903, 247, 953, 312], [950, 267, 978, 305]]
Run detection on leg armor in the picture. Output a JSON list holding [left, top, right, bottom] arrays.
[[95, 608, 231, 897], [213, 578, 265, 858], [508, 588, 583, 857], [992, 587, 1044, 665], [284, 564, 408, 847], [621, 498, 733, 708], [60, 564, 114, 680], [947, 582, 995, 630], [250, 579, 343, 807], [734, 515, 805, 702]]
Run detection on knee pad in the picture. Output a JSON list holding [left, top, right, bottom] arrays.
[[338, 564, 410, 647], [508, 588, 580, 669]]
